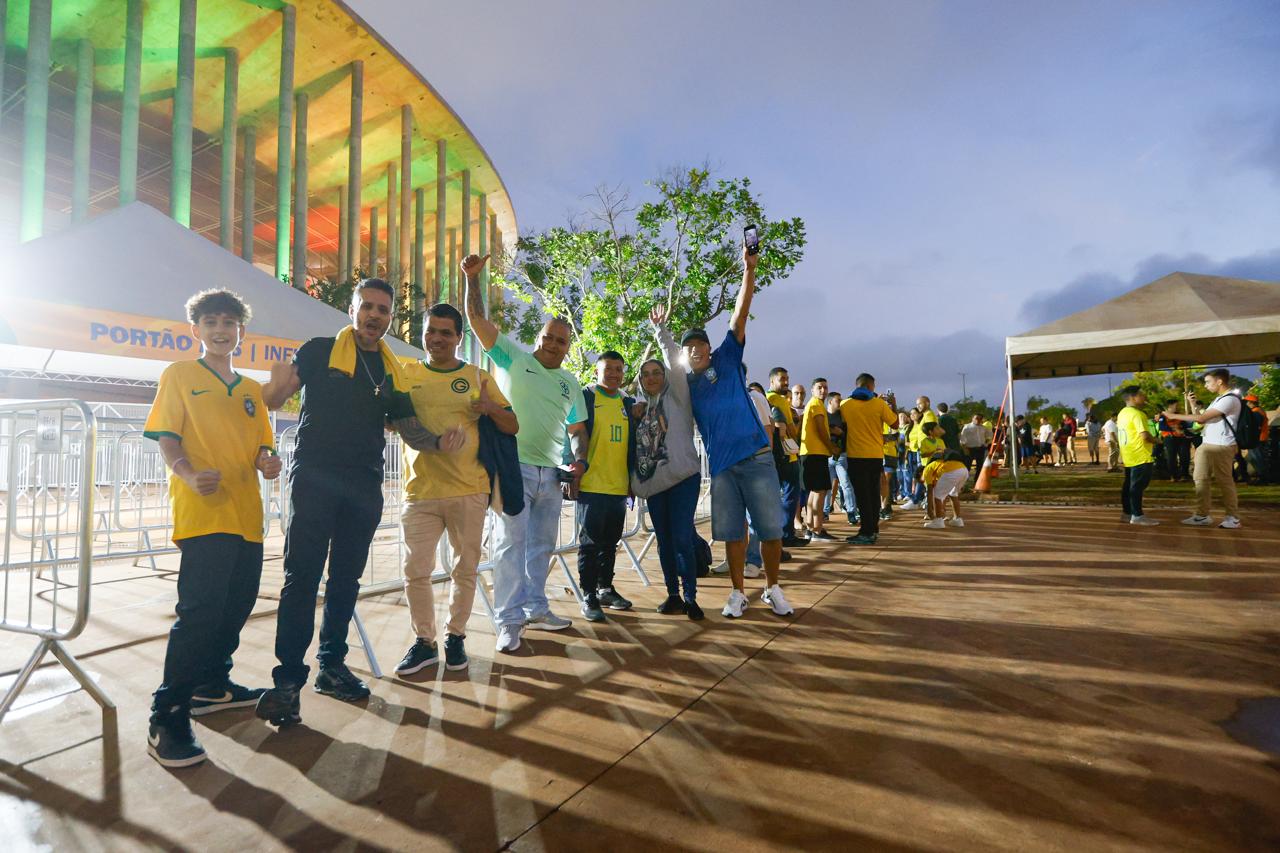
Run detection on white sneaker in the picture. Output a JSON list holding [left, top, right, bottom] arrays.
[[495, 624, 522, 653], [946, 517, 965, 528], [1129, 515, 1160, 526], [742, 563, 762, 579], [761, 584, 794, 616], [1181, 515, 1212, 526], [899, 500, 920, 510], [922, 517, 946, 529], [1219, 516, 1241, 529], [710, 560, 730, 575], [1120, 513, 1132, 523], [721, 589, 749, 619]]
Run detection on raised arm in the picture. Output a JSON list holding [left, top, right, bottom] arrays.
[[650, 304, 682, 367], [728, 245, 759, 345], [461, 253, 499, 352]]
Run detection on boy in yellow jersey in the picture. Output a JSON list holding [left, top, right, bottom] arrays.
[[799, 378, 836, 540], [921, 450, 968, 529], [1116, 386, 1159, 525], [577, 351, 637, 622], [881, 417, 899, 519], [394, 304, 518, 677], [913, 420, 946, 516], [142, 289, 281, 768]]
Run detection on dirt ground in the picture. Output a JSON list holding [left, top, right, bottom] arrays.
[[1, 502, 1277, 852]]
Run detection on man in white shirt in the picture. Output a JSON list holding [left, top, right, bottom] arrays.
[[959, 414, 987, 475], [1164, 368, 1242, 529], [1102, 415, 1119, 471]]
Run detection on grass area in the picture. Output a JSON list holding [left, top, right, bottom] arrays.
[[976, 462, 1280, 508]]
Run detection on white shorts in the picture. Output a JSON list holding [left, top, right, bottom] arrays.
[[932, 468, 968, 500]]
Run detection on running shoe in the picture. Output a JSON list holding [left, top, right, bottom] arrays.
[[721, 589, 749, 619], [581, 593, 606, 622], [810, 530, 837, 542], [845, 533, 877, 545], [314, 663, 370, 702], [1181, 515, 1212, 526], [1219, 516, 1242, 529], [657, 594, 686, 614], [1129, 515, 1160, 526], [597, 587, 633, 611], [710, 560, 730, 575], [922, 517, 946, 529], [255, 685, 302, 727], [946, 517, 965, 528], [742, 562, 762, 579], [761, 584, 794, 616], [526, 611, 572, 631], [495, 623, 522, 653]]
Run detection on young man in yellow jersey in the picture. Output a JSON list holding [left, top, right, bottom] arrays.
[[767, 367, 807, 547], [143, 290, 282, 768], [577, 351, 636, 622], [1116, 386, 1159, 525], [394, 303, 519, 676], [799, 378, 837, 540]]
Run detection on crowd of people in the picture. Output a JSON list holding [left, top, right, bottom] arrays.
[[138, 245, 1252, 769]]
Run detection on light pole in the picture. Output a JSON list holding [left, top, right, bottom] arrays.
[[958, 372, 968, 401]]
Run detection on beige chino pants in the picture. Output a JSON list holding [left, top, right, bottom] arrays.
[[401, 493, 489, 639], [1193, 443, 1239, 518]]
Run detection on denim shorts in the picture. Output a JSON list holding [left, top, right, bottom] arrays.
[[711, 449, 785, 543]]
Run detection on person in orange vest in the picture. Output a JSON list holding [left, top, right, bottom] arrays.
[[1157, 402, 1191, 482]]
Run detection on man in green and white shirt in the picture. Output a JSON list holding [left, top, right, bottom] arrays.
[[462, 254, 589, 653]]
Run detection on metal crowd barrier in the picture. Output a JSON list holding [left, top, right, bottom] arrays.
[[0, 400, 115, 723]]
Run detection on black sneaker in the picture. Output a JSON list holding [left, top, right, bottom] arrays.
[[845, 533, 878, 545], [597, 587, 633, 611], [394, 639, 438, 675], [444, 634, 468, 671], [685, 599, 705, 621], [810, 530, 836, 541], [147, 708, 206, 768], [314, 663, 371, 702], [781, 535, 809, 548], [255, 685, 302, 727], [878, 508, 892, 521], [656, 594, 686, 615], [190, 680, 266, 717], [581, 593, 606, 622], [780, 549, 793, 563]]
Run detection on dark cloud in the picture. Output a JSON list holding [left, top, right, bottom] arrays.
[[1018, 248, 1280, 327]]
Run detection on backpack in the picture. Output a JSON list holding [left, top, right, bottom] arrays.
[[1220, 393, 1264, 450], [693, 533, 713, 578]]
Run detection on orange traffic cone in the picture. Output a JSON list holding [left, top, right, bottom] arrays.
[[974, 455, 1000, 493]]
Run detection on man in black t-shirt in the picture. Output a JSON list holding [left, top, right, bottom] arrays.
[[255, 279, 459, 727]]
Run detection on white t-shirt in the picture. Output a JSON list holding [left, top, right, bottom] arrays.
[[1202, 393, 1241, 446], [1103, 419, 1118, 440], [1038, 423, 1054, 443], [959, 422, 986, 448], [748, 389, 771, 427]]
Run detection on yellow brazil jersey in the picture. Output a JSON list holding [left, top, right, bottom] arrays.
[[401, 360, 511, 501], [918, 435, 944, 462], [922, 459, 966, 485], [581, 388, 630, 495], [1117, 406, 1154, 467], [800, 397, 834, 456], [766, 391, 799, 462], [143, 359, 274, 543], [882, 422, 898, 459], [838, 395, 896, 459]]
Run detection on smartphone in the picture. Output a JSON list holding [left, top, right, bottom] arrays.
[[744, 224, 760, 256]]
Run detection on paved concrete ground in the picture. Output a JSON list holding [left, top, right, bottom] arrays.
[[1, 504, 1277, 852]]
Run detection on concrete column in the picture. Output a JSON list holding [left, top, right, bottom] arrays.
[[240, 126, 256, 262], [460, 169, 472, 259], [477, 193, 488, 296], [170, 0, 197, 226], [434, 140, 447, 310], [399, 105, 412, 285], [337, 183, 348, 283], [219, 49, 238, 250], [369, 206, 379, 275], [413, 187, 425, 325], [0, 0, 7, 137], [19, 0, 52, 241], [447, 227, 457, 304], [274, 3, 296, 280], [71, 39, 94, 224], [344, 61, 363, 283], [386, 163, 398, 284], [119, 0, 143, 206], [291, 91, 308, 289]]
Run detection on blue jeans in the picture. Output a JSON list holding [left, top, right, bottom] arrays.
[[824, 454, 856, 515], [907, 451, 926, 502], [897, 452, 914, 500], [646, 474, 700, 600], [1122, 463, 1153, 517], [710, 450, 784, 542], [746, 508, 761, 567], [492, 463, 564, 628], [778, 460, 801, 538]]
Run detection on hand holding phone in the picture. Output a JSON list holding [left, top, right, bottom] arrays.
[[744, 224, 760, 256]]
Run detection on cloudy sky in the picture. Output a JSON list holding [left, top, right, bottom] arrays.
[[351, 0, 1280, 409]]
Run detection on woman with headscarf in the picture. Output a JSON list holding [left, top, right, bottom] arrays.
[[632, 306, 705, 619]]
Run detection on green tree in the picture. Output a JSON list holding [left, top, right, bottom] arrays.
[[951, 398, 995, 421], [1252, 363, 1280, 411], [501, 167, 806, 382]]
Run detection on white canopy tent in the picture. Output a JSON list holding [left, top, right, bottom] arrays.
[[0, 203, 422, 402], [1002, 272, 1280, 483]]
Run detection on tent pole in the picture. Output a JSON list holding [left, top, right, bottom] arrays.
[[1007, 354, 1019, 488]]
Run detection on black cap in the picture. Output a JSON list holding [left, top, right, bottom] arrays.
[[680, 328, 710, 346]]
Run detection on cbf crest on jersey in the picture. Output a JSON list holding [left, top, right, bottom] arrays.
[[243, 396, 257, 417], [705, 367, 718, 384]]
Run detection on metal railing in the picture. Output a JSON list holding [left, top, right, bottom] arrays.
[[0, 400, 115, 722]]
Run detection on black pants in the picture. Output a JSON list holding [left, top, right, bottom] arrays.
[[577, 492, 627, 593], [1121, 463, 1153, 517], [847, 458, 883, 538], [153, 533, 264, 714], [273, 465, 383, 687], [964, 446, 986, 475], [1163, 438, 1190, 480]]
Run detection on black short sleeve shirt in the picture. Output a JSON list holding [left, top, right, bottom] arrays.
[[292, 337, 399, 474]]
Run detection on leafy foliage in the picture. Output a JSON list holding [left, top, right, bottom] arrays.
[[500, 167, 806, 382], [1252, 363, 1280, 411]]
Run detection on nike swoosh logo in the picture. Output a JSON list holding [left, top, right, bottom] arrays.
[[525, 368, 538, 374], [191, 390, 210, 396], [193, 691, 232, 703]]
